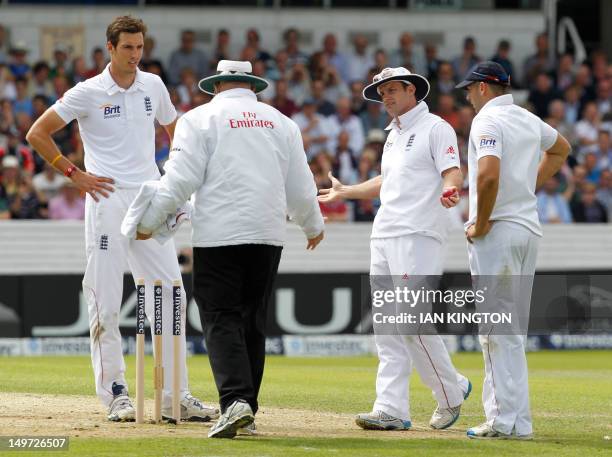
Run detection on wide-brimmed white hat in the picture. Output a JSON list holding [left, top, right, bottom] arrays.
[[198, 60, 269, 95], [363, 67, 430, 103]]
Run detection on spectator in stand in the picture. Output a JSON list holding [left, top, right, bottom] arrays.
[[31, 95, 50, 122], [12, 77, 33, 117], [574, 64, 597, 109], [428, 60, 464, 108], [575, 102, 601, 156], [252, 59, 274, 101], [455, 105, 475, 146], [596, 170, 612, 220], [435, 94, 460, 130], [140, 37, 167, 83], [364, 129, 386, 161], [491, 40, 517, 88], [210, 29, 233, 72], [8, 41, 30, 78], [360, 102, 388, 134], [554, 53, 575, 93], [390, 32, 426, 75], [267, 49, 289, 81], [451, 36, 481, 84], [322, 66, 349, 105], [372, 49, 389, 74], [327, 97, 365, 155], [571, 182, 608, 223], [308, 51, 328, 84], [313, 151, 348, 222], [537, 174, 573, 223], [48, 178, 84, 220], [595, 129, 612, 169], [583, 152, 602, 184], [0, 181, 9, 218], [563, 84, 581, 124], [333, 130, 359, 185], [321, 33, 348, 83], [270, 79, 298, 117], [176, 67, 198, 108], [424, 43, 442, 80], [570, 164, 588, 205], [523, 32, 556, 89], [70, 56, 89, 84], [243, 28, 271, 64], [291, 98, 330, 161], [352, 148, 380, 222], [287, 62, 311, 107], [546, 99, 576, 158], [1, 63, 17, 100], [3, 158, 40, 219], [310, 79, 335, 116], [0, 25, 7, 65], [349, 81, 366, 115], [52, 75, 70, 101], [595, 79, 611, 117], [84, 47, 107, 78], [0, 97, 15, 133], [168, 30, 209, 86], [347, 34, 374, 83], [282, 27, 308, 69], [28, 61, 53, 99], [33, 161, 64, 203], [49, 44, 69, 79], [527, 73, 560, 119]]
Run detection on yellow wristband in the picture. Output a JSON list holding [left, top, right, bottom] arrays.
[[50, 154, 63, 167]]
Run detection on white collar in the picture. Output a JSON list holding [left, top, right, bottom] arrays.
[[385, 101, 429, 133], [479, 94, 514, 113], [212, 88, 257, 101], [101, 63, 145, 95]]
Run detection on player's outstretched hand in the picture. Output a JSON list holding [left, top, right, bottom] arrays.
[[306, 231, 324, 250], [72, 169, 115, 202], [440, 186, 460, 208], [318, 172, 344, 203]]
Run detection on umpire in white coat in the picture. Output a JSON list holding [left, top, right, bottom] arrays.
[[133, 60, 325, 438], [456, 61, 570, 439]]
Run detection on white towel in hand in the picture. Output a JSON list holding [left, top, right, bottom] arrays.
[[120, 181, 192, 245]]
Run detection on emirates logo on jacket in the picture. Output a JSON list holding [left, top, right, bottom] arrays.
[[229, 111, 275, 129]]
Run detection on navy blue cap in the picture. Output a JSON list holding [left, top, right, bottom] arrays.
[[455, 61, 511, 89]]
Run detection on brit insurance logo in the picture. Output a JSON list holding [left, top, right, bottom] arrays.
[[479, 136, 496, 149], [100, 103, 121, 119], [144, 96, 152, 116]]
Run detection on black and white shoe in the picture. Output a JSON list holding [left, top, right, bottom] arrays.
[[162, 393, 220, 422], [208, 400, 254, 439]]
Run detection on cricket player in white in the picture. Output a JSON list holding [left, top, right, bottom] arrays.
[[319, 67, 471, 431], [26, 16, 218, 423], [456, 62, 570, 439]]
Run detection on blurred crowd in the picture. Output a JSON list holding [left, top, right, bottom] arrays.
[[0, 25, 611, 224]]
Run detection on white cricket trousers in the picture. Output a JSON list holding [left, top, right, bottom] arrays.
[[370, 234, 469, 422], [83, 188, 189, 408], [467, 221, 540, 436]]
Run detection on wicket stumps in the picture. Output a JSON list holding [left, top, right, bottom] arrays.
[[134, 278, 182, 425]]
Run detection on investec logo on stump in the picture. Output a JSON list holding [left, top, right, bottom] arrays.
[[100, 103, 121, 119], [229, 111, 274, 129]]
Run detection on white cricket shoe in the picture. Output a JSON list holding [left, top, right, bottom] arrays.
[[430, 379, 472, 429], [162, 393, 220, 422], [107, 383, 135, 422], [208, 399, 254, 439], [467, 422, 533, 440], [355, 410, 411, 431]]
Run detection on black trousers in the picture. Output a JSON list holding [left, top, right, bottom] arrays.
[[193, 244, 282, 414]]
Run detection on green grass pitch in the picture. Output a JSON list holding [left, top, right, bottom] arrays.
[[0, 351, 610, 456]]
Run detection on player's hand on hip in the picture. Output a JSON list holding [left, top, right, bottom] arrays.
[[466, 221, 493, 243], [72, 169, 115, 202], [136, 231, 152, 240], [440, 186, 460, 208], [306, 231, 324, 250], [318, 172, 344, 203]]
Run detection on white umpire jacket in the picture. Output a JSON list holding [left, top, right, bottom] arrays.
[[137, 88, 324, 247]]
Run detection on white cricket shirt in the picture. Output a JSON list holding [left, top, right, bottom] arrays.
[[372, 102, 460, 242], [138, 88, 324, 247], [466, 94, 558, 237], [52, 64, 176, 187]]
